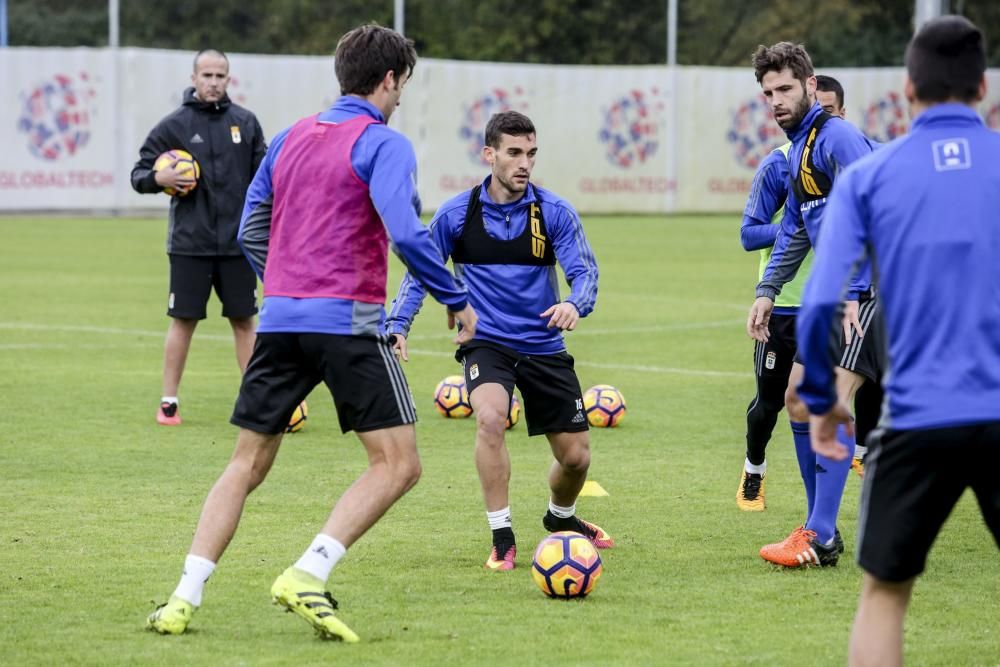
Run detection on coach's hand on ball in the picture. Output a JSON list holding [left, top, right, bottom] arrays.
[[154, 159, 197, 193], [541, 301, 580, 331], [747, 296, 774, 342]]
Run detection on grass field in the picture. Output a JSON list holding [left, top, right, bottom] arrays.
[[1, 215, 998, 666]]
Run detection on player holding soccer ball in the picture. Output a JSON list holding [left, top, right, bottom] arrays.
[[386, 111, 612, 573], [130, 49, 266, 426]]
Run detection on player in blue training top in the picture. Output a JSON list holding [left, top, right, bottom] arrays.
[[746, 42, 880, 568], [737, 76, 873, 512], [798, 16, 1000, 665], [146, 25, 477, 641], [386, 111, 611, 572]]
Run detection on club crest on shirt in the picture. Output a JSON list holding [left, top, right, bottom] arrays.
[[230, 125, 242, 143], [470, 363, 480, 380], [765, 351, 777, 370]]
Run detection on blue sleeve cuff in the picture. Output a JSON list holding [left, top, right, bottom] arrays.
[[755, 286, 778, 300]]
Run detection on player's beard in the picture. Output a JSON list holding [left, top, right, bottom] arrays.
[[778, 90, 813, 131]]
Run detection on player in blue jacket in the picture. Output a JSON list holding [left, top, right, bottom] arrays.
[[797, 16, 1000, 665], [746, 42, 880, 568], [737, 76, 872, 512], [387, 111, 611, 572]]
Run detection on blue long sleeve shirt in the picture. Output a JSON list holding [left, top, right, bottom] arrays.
[[386, 177, 599, 355], [740, 148, 787, 252], [758, 103, 878, 303], [741, 142, 813, 313], [238, 97, 466, 335], [797, 104, 1000, 429]]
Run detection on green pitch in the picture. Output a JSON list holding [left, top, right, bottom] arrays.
[[1, 215, 996, 666]]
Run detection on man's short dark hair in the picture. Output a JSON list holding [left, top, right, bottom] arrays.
[[193, 49, 228, 72], [484, 111, 536, 148], [752, 42, 814, 85], [335, 24, 416, 96], [815, 75, 845, 109], [906, 15, 986, 104]]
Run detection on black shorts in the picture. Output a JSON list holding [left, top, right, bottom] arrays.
[[458, 340, 587, 437], [231, 333, 416, 435], [167, 254, 258, 320], [755, 312, 797, 383], [837, 295, 885, 384], [857, 422, 1000, 582], [793, 294, 885, 384]]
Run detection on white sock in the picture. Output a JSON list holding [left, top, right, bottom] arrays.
[[855, 445, 868, 459], [548, 500, 576, 519], [173, 554, 215, 607], [294, 533, 346, 583], [161, 396, 178, 405], [745, 458, 767, 475], [487, 507, 512, 531]]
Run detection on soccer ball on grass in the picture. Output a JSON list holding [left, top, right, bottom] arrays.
[[583, 384, 626, 427], [531, 531, 603, 598], [434, 375, 473, 418], [286, 401, 308, 433], [506, 394, 521, 429]]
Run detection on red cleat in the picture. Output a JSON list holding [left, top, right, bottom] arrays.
[[157, 401, 181, 426], [485, 544, 516, 571]]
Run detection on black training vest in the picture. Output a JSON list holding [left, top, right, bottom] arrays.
[[451, 185, 556, 266], [791, 111, 835, 203]]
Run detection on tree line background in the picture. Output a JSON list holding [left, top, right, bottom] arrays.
[[8, 0, 1000, 67]]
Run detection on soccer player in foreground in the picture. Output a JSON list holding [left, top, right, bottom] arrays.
[[146, 24, 477, 641], [386, 111, 611, 572], [797, 16, 1000, 665], [747, 43, 880, 567]]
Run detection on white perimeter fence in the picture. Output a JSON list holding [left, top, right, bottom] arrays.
[[3, 47, 1000, 214]]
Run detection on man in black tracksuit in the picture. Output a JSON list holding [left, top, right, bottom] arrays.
[[131, 48, 266, 426]]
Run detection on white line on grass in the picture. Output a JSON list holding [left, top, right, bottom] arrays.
[[405, 319, 742, 341], [0, 321, 745, 378], [404, 348, 744, 378]]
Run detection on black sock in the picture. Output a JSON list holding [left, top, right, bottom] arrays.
[[492, 526, 515, 548]]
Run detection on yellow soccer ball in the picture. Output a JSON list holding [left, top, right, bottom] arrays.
[[506, 394, 521, 430], [286, 401, 308, 433], [583, 384, 626, 427], [153, 149, 201, 196], [531, 531, 603, 598], [434, 375, 472, 418]]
